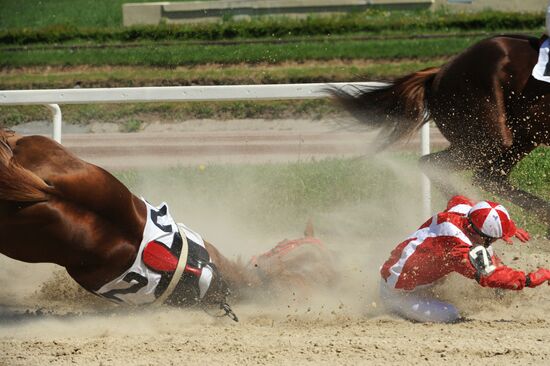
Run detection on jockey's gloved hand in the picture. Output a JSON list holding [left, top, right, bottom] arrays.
[[527, 268, 550, 287], [514, 228, 530, 243]]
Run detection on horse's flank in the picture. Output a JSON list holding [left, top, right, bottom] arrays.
[[0, 129, 146, 289], [0, 131, 52, 202]]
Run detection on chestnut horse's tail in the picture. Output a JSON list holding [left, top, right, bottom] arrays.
[[329, 67, 439, 150], [0, 134, 52, 202]]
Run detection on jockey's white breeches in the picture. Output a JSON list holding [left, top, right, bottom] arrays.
[[379, 279, 460, 323]]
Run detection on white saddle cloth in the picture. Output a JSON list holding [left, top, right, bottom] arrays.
[[532, 38, 550, 83]]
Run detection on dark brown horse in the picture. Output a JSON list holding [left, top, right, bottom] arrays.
[[0, 129, 334, 319], [331, 35, 550, 224]]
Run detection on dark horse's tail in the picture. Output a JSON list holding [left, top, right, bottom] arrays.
[[329, 67, 439, 150], [0, 131, 52, 202]]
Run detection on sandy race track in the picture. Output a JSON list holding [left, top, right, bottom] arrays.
[[1, 118, 550, 365]]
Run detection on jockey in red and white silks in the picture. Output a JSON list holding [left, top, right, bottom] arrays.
[[444, 195, 474, 216], [379, 196, 550, 323]]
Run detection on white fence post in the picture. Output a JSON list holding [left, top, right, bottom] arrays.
[[421, 122, 431, 218], [45, 104, 62, 143]]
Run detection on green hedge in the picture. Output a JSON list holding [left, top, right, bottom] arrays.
[[0, 10, 544, 45]]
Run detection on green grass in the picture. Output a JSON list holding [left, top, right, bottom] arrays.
[[119, 118, 143, 133], [0, 100, 337, 127], [115, 156, 421, 233], [0, 60, 445, 89], [510, 147, 550, 234], [0, 36, 484, 67], [510, 147, 550, 201], [113, 153, 549, 237], [0, 0, 202, 29]]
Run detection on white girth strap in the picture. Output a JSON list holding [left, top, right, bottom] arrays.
[[154, 225, 189, 305]]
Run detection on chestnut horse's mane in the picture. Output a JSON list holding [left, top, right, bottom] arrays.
[[0, 129, 53, 202]]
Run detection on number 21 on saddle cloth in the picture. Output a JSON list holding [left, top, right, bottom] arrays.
[[95, 199, 222, 308]]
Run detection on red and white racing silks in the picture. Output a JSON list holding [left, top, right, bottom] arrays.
[[445, 195, 474, 216], [380, 207, 529, 292]]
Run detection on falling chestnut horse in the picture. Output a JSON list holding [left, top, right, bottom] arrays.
[[0, 129, 334, 320], [331, 35, 550, 224]]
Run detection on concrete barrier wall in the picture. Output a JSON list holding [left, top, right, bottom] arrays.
[[123, 0, 547, 26], [123, 0, 433, 26], [433, 0, 546, 13]]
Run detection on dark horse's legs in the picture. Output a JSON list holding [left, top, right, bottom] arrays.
[[422, 139, 550, 227], [421, 141, 550, 226], [427, 36, 550, 226], [332, 35, 549, 228], [472, 143, 550, 226], [419, 146, 474, 197], [482, 180, 550, 225]]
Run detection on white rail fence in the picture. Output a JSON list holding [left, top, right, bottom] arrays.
[[0, 83, 431, 214]]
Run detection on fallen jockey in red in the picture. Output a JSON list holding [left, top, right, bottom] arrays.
[[247, 220, 336, 297], [379, 196, 550, 323]]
